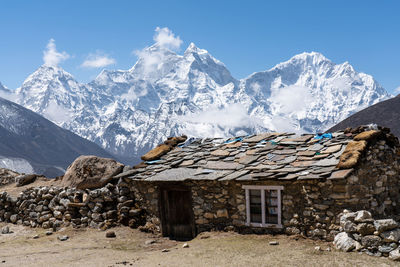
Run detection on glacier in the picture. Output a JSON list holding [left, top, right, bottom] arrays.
[[2, 44, 391, 164]]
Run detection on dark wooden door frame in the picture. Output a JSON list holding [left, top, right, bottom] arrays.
[[158, 184, 196, 240]]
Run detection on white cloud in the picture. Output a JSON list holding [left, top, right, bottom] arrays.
[[153, 27, 182, 51], [250, 82, 262, 94], [394, 86, 400, 94], [43, 100, 71, 125], [182, 104, 251, 128], [121, 86, 148, 102], [267, 85, 312, 132], [0, 89, 17, 102], [133, 27, 182, 77], [81, 52, 116, 68], [43, 39, 70, 66], [178, 103, 263, 137], [270, 85, 312, 114]]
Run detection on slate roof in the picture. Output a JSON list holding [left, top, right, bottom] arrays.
[[127, 131, 358, 182]]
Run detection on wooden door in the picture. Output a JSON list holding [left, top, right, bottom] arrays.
[[160, 187, 195, 240]]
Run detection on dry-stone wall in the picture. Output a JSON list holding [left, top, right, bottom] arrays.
[[334, 210, 400, 261], [0, 179, 145, 230]]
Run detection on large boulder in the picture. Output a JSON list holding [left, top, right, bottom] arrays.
[[141, 135, 187, 161], [334, 232, 357, 252], [374, 219, 398, 233], [61, 156, 124, 190], [15, 174, 37, 187]]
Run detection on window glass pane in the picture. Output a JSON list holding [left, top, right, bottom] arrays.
[[249, 189, 262, 223], [265, 190, 278, 224]]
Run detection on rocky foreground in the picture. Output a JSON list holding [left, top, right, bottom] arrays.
[[0, 155, 154, 233]]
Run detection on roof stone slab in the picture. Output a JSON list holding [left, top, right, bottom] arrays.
[[126, 128, 393, 182]]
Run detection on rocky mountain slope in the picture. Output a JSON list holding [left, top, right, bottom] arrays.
[[0, 96, 114, 176], [329, 94, 400, 137], [4, 44, 391, 164]]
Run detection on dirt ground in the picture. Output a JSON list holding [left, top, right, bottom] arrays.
[[0, 223, 397, 267]]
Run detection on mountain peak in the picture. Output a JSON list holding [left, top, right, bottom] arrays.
[[289, 51, 330, 64], [184, 42, 208, 55]]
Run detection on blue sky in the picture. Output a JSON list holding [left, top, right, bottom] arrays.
[[1, 0, 399, 93]]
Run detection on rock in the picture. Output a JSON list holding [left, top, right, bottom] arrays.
[[361, 235, 382, 247], [141, 144, 172, 161], [45, 231, 53, 236], [145, 239, 156, 245], [389, 248, 400, 261], [355, 241, 362, 251], [333, 232, 356, 252], [356, 223, 375, 236], [182, 243, 189, 248], [269, 241, 279, 245], [379, 244, 396, 253], [15, 174, 37, 187], [58, 235, 69, 241], [62, 155, 124, 190], [216, 209, 228, 218], [339, 211, 357, 226], [161, 249, 169, 253], [374, 219, 398, 233], [1, 226, 9, 234], [354, 210, 373, 223], [342, 221, 357, 233], [10, 214, 18, 223], [105, 231, 116, 238], [380, 228, 400, 242]]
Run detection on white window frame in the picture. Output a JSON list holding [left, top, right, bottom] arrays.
[[242, 185, 283, 228]]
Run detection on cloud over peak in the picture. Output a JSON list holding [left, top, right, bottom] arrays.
[[43, 39, 70, 66], [81, 52, 116, 68], [153, 27, 182, 51]]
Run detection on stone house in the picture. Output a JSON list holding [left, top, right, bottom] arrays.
[[126, 126, 400, 241]]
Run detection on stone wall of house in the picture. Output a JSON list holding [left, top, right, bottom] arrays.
[[130, 138, 400, 240], [0, 179, 145, 230]]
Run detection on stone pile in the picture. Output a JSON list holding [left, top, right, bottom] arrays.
[[0, 168, 20, 186], [334, 210, 400, 261], [0, 179, 146, 230]]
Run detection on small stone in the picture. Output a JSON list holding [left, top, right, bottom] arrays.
[[354, 210, 373, 223], [145, 239, 156, 245], [269, 241, 279, 245], [361, 235, 382, 247], [161, 249, 169, 252], [58, 235, 69, 241], [10, 215, 18, 223], [314, 246, 321, 251], [389, 248, 400, 261], [380, 228, 400, 243], [1, 226, 9, 234], [45, 231, 53, 236], [33, 234, 39, 239], [105, 231, 116, 238], [379, 244, 396, 253], [182, 243, 189, 248], [356, 223, 375, 236]]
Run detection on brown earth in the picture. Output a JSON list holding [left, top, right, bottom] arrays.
[[0, 223, 397, 267]]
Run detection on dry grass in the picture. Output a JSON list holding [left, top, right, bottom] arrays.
[[0, 223, 397, 267]]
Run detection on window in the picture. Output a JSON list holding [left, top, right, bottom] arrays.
[[242, 185, 283, 228]]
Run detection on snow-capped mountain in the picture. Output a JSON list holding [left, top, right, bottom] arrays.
[[6, 45, 391, 164], [0, 95, 114, 176]]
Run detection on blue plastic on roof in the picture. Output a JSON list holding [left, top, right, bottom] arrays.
[[145, 160, 162, 164], [314, 133, 332, 140], [224, 137, 243, 144]]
